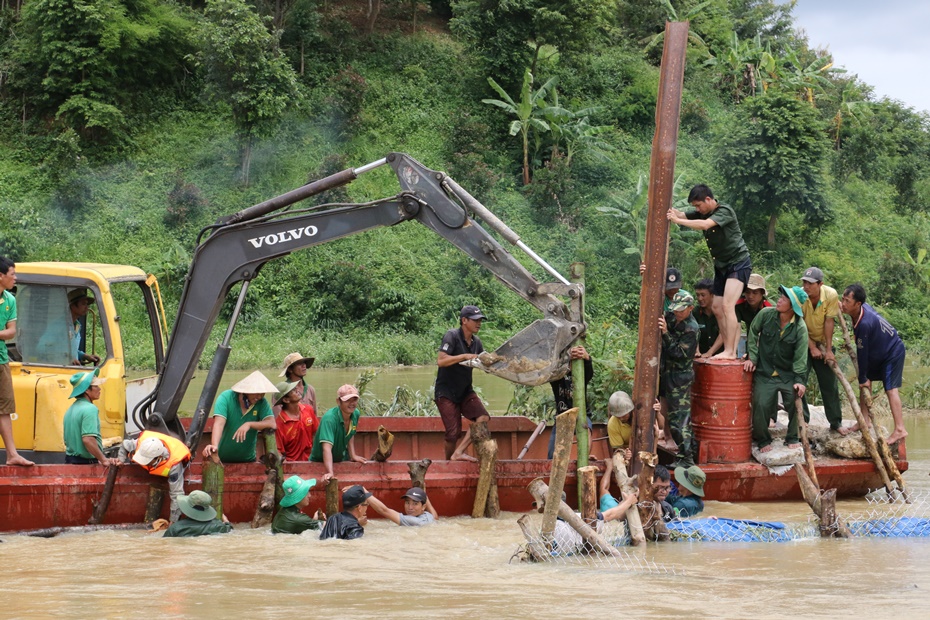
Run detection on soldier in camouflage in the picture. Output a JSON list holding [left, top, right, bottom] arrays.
[[659, 291, 700, 468]]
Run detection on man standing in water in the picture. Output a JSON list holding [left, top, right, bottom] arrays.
[[839, 284, 908, 445], [668, 185, 751, 359], [434, 305, 490, 461], [0, 256, 32, 466]]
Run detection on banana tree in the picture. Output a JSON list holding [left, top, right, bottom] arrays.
[[483, 68, 558, 185]]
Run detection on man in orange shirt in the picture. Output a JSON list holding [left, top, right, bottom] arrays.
[[273, 380, 319, 461]]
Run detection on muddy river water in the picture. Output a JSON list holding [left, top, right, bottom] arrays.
[[5, 368, 930, 618]]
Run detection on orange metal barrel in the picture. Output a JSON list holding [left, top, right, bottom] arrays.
[[691, 359, 753, 464]]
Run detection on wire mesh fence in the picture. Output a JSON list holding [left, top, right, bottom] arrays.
[[842, 488, 930, 538]]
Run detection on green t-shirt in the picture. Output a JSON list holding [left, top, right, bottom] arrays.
[[686, 202, 750, 269], [0, 290, 16, 365], [213, 389, 273, 463], [63, 398, 102, 459], [163, 517, 233, 537], [309, 406, 360, 463], [272, 505, 323, 534]]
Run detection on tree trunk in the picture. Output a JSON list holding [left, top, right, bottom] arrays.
[[611, 453, 646, 546], [636, 451, 668, 541], [251, 468, 278, 528], [407, 458, 431, 489], [144, 483, 167, 524], [20, 523, 152, 538], [470, 420, 499, 518], [795, 464, 851, 538], [528, 478, 622, 557], [795, 397, 819, 488], [767, 211, 777, 249], [517, 514, 549, 562], [261, 430, 285, 505], [202, 453, 224, 519], [541, 408, 578, 540], [88, 464, 120, 525], [370, 425, 395, 462], [578, 466, 598, 524], [325, 477, 339, 517], [366, 0, 381, 34]]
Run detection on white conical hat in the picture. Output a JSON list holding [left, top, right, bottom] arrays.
[[230, 371, 277, 394]]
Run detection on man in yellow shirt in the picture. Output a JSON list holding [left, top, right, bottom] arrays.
[[606, 391, 633, 460], [799, 267, 843, 432]]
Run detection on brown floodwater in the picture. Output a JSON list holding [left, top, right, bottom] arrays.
[[6, 369, 930, 618]]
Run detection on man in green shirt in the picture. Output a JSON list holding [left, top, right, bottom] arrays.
[[0, 257, 32, 466], [310, 384, 368, 482], [668, 185, 752, 360], [63, 368, 120, 465], [272, 475, 324, 534], [163, 490, 232, 537], [744, 285, 809, 453], [202, 371, 277, 463]]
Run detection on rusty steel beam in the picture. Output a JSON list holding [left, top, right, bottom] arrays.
[[631, 21, 689, 477]]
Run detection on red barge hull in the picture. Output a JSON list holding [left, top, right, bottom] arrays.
[[0, 416, 908, 532]]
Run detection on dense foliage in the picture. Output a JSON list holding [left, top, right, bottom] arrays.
[[1, 0, 930, 409]]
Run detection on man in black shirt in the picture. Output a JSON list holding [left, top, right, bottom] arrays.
[[547, 345, 594, 458], [319, 485, 370, 540], [434, 305, 491, 460]]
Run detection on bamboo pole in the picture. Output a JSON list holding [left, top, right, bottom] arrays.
[[541, 407, 578, 541], [370, 425, 395, 462], [517, 420, 547, 460], [407, 458, 431, 489], [578, 465, 598, 524], [470, 420, 499, 518], [794, 397, 820, 489], [517, 514, 550, 562], [325, 477, 339, 517], [631, 21, 689, 477], [528, 478, 622, 557], [201, 452, 224, 519], [88, 464, 120, 525], [570, 262, 589, 507], [826, 358, 896, 499], [611, 453, 646, 546]]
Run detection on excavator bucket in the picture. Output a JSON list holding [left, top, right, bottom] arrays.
[[464, 317, 584, 386]]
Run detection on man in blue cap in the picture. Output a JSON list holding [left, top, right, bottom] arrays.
[[272, 475, 324, 534], [434, 305, 491, 461], [744, 285, 809, 453], [62, 368, 120, 465]]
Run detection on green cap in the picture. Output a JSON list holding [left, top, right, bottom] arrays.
[[668, 291, 695, 312], [779, 285, 808, 318], [674, 465, 706, 497]]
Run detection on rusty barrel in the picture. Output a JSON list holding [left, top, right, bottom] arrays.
[[691, 359, 752, 464]]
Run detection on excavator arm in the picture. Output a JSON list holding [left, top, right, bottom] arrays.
[[135, 153, 584, 446]]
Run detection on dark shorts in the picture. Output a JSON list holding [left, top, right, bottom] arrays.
[[0, 363, 14, 415], [65, 455, 98, 465], [871, 352, 905, 391], [436, 393, 489, 442], [713, 257, 752, 297]]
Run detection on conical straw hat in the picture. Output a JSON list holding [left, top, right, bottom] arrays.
[[230, 371, 277, 394]]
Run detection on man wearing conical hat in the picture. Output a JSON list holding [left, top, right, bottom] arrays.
[[62, 368, 119, 465], [744, 285, 809, 454], [201, 371, 277, 463]]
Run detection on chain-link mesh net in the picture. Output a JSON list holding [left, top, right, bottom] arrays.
[[841, 488, 930, 538]]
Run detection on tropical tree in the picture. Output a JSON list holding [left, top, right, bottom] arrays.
[[705, 32, 775, 102], [482, 69, 558, 185], [780, 47, 843, 104]]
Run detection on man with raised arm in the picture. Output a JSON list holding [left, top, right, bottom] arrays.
[[668, 185, 752, 359], [367, 487, 439, 527]]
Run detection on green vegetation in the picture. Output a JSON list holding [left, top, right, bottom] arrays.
[[1, 1, 929, 407]]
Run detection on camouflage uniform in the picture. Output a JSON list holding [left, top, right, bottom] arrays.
[[661, 311, 699, 465]]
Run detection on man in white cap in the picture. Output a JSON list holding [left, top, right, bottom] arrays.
[[274, 351, 316, 415], [202, 371, 277, 463], [163, 490, 232, 537], [62, 368, 119, 465], [119, 430, 192, 521], [434, 304, 491, 461], [367, 486, 438, 527], [309, 384, 368, 482]]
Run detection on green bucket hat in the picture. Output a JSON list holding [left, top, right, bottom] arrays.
[[674, 465, 706, 497], [178, 490, 217, 522], [69, 367, 105, 398], [778, 285, 809, 318], [280, 475, 317, 508], [273, 380, 300, 407]]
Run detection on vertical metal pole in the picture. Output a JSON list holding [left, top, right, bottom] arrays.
[[631, 22, 689, 477], [571, 262, 588, 506]]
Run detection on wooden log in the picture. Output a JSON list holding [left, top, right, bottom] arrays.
[[611, 453, 646, 546], [201, 453, 224, 519], [517, 514, 550, 562], [260, 430, 285, 505], [794, 465, 851, 538], [18, 523, 153, 538], [578, 465, 598, 524], [836, 312, 858, 377], [144, 483, 167, 524], [325, 477, 339, 517], [485, 480, 500, 518], [541, 407, 578, 540], [635, 451, 668, 541], [370, 425, 395, 462], [827, 358, 895, 498], [528, 478, 622, 557], [794, 397, 820, 489], [407, 458, 432, 489], [88, 464, 120, 525], [471, 420, 499, 519], [251, 467, 278, 528]]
